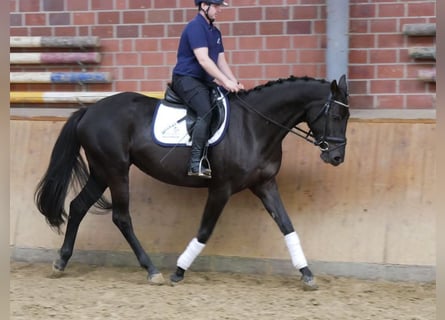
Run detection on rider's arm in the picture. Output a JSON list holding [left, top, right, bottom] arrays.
[[193, 47, 239, 92]]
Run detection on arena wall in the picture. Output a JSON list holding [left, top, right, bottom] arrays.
[[10, 114, 436, 281]]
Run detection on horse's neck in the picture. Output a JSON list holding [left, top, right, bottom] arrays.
[[239, 80, 329, 128]]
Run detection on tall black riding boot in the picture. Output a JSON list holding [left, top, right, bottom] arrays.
[[188, 117, 212, 178]]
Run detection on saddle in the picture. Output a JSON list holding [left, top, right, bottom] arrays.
[[163, 85, 226, 138], [151, 85, 229, 147]]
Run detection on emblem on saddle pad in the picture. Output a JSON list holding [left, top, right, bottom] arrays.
[[152, 87, 229, 147]]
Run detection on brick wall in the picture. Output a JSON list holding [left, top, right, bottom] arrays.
[[10, 0, 436, 109]]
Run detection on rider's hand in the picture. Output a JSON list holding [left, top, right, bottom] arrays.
[[223, 79, 240, 93]]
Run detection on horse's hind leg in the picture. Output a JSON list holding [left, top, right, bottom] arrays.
[[52, 177, 107, 275], [250, 179, 318, 291], [108, 178, 165, 285]]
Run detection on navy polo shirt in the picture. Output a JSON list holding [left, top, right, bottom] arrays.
[[173, 14, 224, 83]]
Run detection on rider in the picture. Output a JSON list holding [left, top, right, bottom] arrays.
[[171, 0, 244, 178]]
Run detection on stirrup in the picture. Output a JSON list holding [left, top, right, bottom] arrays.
[[188, 154, 212, 178]]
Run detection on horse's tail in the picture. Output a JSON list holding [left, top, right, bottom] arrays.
[[34, 107, 110, 233]]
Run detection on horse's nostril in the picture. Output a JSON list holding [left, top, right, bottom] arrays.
[[334, 156, 342, 163]]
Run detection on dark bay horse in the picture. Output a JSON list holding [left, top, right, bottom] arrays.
[[35, 75, 350, 290]]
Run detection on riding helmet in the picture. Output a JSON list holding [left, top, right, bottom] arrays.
[[195, 0, 228, 6]]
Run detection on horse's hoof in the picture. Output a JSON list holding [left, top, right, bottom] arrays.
[[301, 275, 319, 291], [169, 273, 184, 285], [50, 261, 65, 278], [148, 273, 165, 285]]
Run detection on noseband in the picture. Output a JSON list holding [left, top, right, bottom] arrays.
[[235, 93, 349, 152], [296, 97, 349, 152]]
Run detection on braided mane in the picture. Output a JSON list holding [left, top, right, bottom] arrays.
[[237, 75, 329, 96]]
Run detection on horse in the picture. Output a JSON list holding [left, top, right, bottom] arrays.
[[35, 75, 350, 290]]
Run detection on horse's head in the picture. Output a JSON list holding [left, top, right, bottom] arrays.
[[306, 74, 350, 166]]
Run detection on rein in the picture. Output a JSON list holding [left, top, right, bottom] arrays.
[[234, 92, 349, 152]]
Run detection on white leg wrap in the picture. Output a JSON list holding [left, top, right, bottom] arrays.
[[177, 238, 206, 270], [284, 231, 308, 269]]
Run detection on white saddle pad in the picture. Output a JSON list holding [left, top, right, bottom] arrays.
[[152, 95, 229, 147]]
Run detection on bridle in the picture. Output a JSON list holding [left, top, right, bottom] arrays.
[[234, 93, 349, 152]]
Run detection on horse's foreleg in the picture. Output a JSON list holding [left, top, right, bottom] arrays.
[[250, 179, 318, 291], [109, 181, 165, 285], [52, 178, 106, 275], [170, 188, 230, 284]]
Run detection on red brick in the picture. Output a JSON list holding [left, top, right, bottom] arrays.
[[167, 24, 184, 38], [377, 64, 404, 78], [73, 12, 95, 25], [370, 19, 397, 33], [91, 0, 114, 10], [291, 35, 319, 49], [67, 0, 89, 11], [292, 6, 318, 19], [233, 51, 258, 64], [116, 53, 139, 65], [369, 49, 397, 63], [377, 95, 404, 108], [350, 20, 368, 33], [350, 4, 376, 18], [54, 27, 77, 36], [349, 95, 374, 109], [30, 27, 52, 36], [349, 34, 375, 49], [49, 13, 70, 25], [92, 25, 114, 38], [233, 22, 256, 36], [266, 36, 291, 49], [238, 65, 264, 79], [259, 50, 283, 64], [43, 0, 64, 11], [115, 81, 140, 91], [146, 66, 171, 79], [10, 14, 22, 26], [238, 36, 264, 50], [406, 95, 435, 108], [25, 13, 46, 26], [147, 10, 171, 23], [377, 34, 405, 48], [370, 80, 396, 94], [123, 11, 146, 24], [99, 12, 120, 25], [290, 64, 319, 78], [142, 25, 165, 37], [287, 21, 311, 34], [378, 4, 405, 18], [135, 39, 160, 51], [265, 7, 289, 20], [349, 65, 375, 80], [261, 22, 285, 35], [160, 38, 178, 51], [399, 80, 427, 94], [265, 65, 292, 78], [348, 80, 368, 94], [300, 50, 324, 63], [408, 3, 435, 17], [154, 0, 176, 9], [349, 50, 368, 64], [122, 67, 145, 80], [140, 52, 164, 66], [239, 7, 262, 20], [120, 39, 135, 52], [19, 0, 40, 12]]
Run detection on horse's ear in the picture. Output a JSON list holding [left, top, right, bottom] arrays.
[[330, 79, 338, 93], [338, 74, 347, 92]]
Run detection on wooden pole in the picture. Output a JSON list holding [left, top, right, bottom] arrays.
[[10, 52, 102, 64], [10, 36, 101, 48]]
